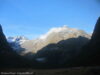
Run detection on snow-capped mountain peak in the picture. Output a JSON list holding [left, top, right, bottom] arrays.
[[7, 25, 91, 56], [39, 25, 88, 40], [7, 36, 28, 52], [39, 25, 69, 39], [7, 36, 28, 44]]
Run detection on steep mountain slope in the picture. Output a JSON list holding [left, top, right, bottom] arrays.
[[6, 25, 91, 64], [32, 17, 100, 68], [77, 17, 100, 66], [21, 25, 90, 54], [62, 17, 100, 68], [0, 25, 33, 68], [7, 36, 28, 44], [7, 36, 28, 53]]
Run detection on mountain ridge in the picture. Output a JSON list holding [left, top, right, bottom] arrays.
[[7, 25, 91, 55]]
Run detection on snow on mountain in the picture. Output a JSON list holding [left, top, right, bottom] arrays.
[[39, 25, 90, 40], [7, 36, 28, 52], [39, 25, 69, 39], [21, 25, 91, 54], [7, 36, 28, 44], [7, 25, 91, 56]]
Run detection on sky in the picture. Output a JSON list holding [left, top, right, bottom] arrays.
[[0, 0, 100, 39]]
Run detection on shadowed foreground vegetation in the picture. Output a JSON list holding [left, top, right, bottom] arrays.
[[0, 67, 100, 75]]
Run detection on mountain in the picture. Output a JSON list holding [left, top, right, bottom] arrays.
[[76, 17, 100, 66], [33, 17, 100, 68], [7, 36, 28, 44], [6, 25, 91, 62], [63, 17, 100, 67], [0, 25, 13, 52], [21, 25, 90, 54], [1, 17, 100, 69], [7, 25, 91, 55], [7, 36, 28, 53], [0, 25, 33, 68]]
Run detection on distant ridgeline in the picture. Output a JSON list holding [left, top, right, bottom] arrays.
[[0, 17, 100, 69]]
